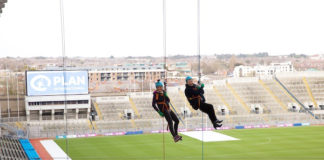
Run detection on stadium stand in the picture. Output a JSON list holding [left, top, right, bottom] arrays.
[[168, 88, 194, 117], [96, 120, 133, 132], [98, 102, 132, 120], [26, 120, 92, 138], [303, 77, 324, 107], [2, 73, 324, 138], [0, 136, 27, 160], [130, 93, 158, 119], [95, 96, 134, 120], [19, 139, 40, 160], [213, 83, 249, 114], [279, 77, 315, 109], [204, 87, 232, 115]]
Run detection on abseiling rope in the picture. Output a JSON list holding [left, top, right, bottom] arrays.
[[197, 0, 204, 159], [59, 0, 69, 159], [162, 0, 166, 159]]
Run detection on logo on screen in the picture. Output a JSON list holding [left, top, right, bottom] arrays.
[[30, 75, 51, 91]]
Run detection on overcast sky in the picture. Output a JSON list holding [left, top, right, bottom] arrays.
[[0, 0, 324, 58]]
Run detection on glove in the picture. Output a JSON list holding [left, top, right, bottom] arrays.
[[196, 83, 204, 89], [158, 111, 164, 117], [163, 92, 168, 97]]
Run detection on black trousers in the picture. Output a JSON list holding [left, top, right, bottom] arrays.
[[159, 105, 179, 137], [199, 102, 217, 123]]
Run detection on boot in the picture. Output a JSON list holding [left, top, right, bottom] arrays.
[[212, 121, 222, 129], [216, 119, 223, 123], [173, 135, 182, 143]]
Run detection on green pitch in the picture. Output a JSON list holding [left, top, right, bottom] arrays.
[[55, 126, 324, 160]]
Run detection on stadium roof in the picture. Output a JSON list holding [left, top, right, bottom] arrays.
[[0, 0, 8, 16]]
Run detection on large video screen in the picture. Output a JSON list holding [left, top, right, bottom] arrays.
[[26, 71, 89, 96]]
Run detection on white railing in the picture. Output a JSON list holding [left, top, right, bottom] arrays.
[[96, 96, 129, 103]]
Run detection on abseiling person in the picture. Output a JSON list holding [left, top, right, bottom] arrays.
[[184, 76, 223, 129], [152, 80, 182, 143]]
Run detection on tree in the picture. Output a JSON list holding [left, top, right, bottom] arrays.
[[229, 56, 237, 71]]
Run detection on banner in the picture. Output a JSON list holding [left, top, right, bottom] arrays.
[[26, 71, 88, 96]]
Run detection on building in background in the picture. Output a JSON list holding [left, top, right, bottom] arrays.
[[45, 62, 191, 82], [88, 65, 165, 83], [167, 62, 191, 77], [234, 61, 294, 77]]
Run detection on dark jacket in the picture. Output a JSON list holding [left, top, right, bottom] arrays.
[[152, 90, 170, 112], [185, 84, 205, 110]]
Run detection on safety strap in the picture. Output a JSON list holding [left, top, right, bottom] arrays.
[[156, 93, 169, 112], [189, 95, 201, 108]]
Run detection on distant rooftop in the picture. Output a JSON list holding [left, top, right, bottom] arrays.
[[44, 63, 165, 71]]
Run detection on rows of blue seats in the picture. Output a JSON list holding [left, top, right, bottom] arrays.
[[19, 139, 41, 160], [125, 131, 143, 135]]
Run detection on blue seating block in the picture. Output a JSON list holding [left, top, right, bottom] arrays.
[[19, 139, 41, 160]]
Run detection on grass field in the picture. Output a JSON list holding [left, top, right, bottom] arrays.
[[55, 126, 324, 160]]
